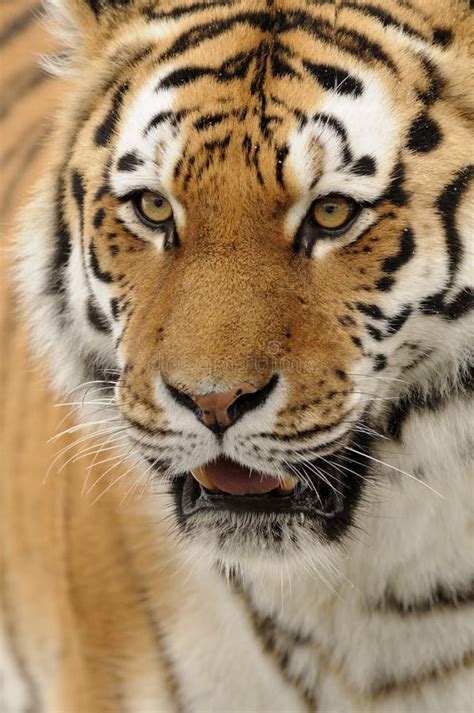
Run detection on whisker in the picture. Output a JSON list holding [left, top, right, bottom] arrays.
[[64, 379, 118, 398], [347, 372, 410, 385], [58, 436, 128, 475], [351, 391, 400, 402], [90, 452, 146, 506], [318, 454, 373, 487], [54, 400, 117, 434], [284, 459, 323, 506], [294, 456, 343, 497], [85, 433, 147, 496], [43, 426, 128, 483], [49, 417, 122, 443], [345, 446, 444, 498]]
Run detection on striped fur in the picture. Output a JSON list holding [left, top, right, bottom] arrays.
[[2, 0, 474, 710]]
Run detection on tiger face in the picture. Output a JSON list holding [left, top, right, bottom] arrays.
[[19, 0, 473, 568]]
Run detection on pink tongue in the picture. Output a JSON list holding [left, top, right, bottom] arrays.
[[205, 458, 280, 495]]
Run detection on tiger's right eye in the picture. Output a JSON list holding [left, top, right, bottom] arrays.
[[134, 191, 173, 227]]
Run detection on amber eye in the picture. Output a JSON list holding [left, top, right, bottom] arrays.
[[135, 191, 173, 226], [311, 195, 358, 232]]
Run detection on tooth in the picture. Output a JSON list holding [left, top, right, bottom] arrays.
[[277, 475, 298, 494], [191, 467, 218, 492]]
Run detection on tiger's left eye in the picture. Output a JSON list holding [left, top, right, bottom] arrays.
[[134, 191, 173, 226], [311, 195, 358, 232]]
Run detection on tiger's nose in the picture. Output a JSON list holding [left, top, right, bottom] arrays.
[[165, 376, 278, 433]]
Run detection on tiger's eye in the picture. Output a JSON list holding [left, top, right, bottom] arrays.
[[312, 195, 354, 231], [137, 191, 173, 225]]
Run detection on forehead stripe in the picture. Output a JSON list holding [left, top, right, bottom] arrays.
[[95, 82, 129, 147], [313, 112, 353, 165], [144, 0, 239, 22], [158, 10, 397, 72], [340, 1, 429, 43]]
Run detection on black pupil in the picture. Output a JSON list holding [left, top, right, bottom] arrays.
[[325, 203, 338, 214], [154, 198, 164, 208]]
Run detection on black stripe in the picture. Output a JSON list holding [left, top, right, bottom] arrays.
[[194, 112, 229, 131], [366, 323, 383, 341], [85, 0, 132, 16], [385, 362, 474, 441], [233, 567, 474, 703], [334, 23, 398, 73], [71, 170, 86, 233], [420, 166, 473, 319], [94, 183, 110, 201], [341, 1, 427, 42], [93, 207, 106, 229], [117, 151, 144, 171], [144, 0, 237, 21], [382, 227, 415, 274], [110, 297, 120, 320], [376, 578, 474, 614], [145, 111, 175, 134], [48, 173, 72, 304], [160, 10, 397, 73], [376, 276, 394, 292], [303, 60, 363, 96], [356, 302, 385, 320], [275, 144, 289, 187], [87, 296, 111, 333], [386, 305, 413, 335], [374, 354, 387, 371], [94, 82, 129, 147], [159, 65, 213, 89], [89, 241, 113, 283], [351, 155, 376, 176], [382, 161, 409, 207], [313, 112, 353, 165], [417, 55, 444, 107], [260, 414, 351, 442], [370, 649, 474, 698], [435, 166, 472, 291], [422, 287, 474, 321], [230, 577, 318, 711]]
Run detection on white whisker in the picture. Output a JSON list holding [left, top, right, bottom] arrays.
[[345, 446, 444, 498]]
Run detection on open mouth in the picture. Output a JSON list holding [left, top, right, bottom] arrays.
[[175, 456, 350, 519]]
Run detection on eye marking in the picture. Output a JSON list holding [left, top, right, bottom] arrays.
[[133, 190, 174, 227]]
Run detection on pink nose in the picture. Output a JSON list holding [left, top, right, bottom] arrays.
[[164, 375, 279, 432], [193, 383, 258, 428]]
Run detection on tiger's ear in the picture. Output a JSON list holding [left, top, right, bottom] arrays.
[[44, 0, 138, 74]]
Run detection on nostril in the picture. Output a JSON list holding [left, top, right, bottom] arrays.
[[229, 375, 279, 424], [164, 375, 279, 432]]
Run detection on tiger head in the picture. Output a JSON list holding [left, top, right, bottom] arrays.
[[18, 0, 473, 571]]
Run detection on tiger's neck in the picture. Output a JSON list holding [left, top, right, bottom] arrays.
[[226, 386, 473, 705]]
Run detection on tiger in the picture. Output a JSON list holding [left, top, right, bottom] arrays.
[[2, 0, 473, 710]]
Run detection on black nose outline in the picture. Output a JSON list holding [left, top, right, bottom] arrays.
[[164, 374, 279, 434]]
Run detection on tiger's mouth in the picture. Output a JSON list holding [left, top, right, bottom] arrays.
[[179, 471, 340, 519], [174, 452, 364, 520]]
